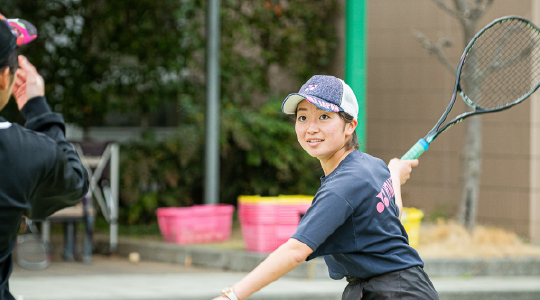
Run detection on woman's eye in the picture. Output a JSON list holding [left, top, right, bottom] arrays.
[[298, 116, 307, 122], [320, 114, 330, 120]]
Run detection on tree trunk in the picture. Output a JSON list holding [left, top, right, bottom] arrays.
[[456, 11, 482, 233], [420, 0, 494, 232], [457, 115, 482, 232]]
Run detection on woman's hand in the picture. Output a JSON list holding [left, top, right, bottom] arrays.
[[388, 158, 419, 219], [388, 158, 419, 185], [211, 297, 229, 300], [12, 55, 45, 110]]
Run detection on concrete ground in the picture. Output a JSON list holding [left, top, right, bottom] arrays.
[[9, 254, 540, 300]]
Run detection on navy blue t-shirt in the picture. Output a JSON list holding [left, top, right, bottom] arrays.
[[291, 150, 423, 280]]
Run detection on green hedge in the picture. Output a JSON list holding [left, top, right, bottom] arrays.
[[4, 0, 340, 224], [119, 98, 323, 225]]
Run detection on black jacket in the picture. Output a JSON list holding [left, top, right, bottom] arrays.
[[0, 96, 89, 299]]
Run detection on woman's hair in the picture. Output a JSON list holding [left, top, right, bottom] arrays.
[[0, 48, 18, 78], [338, 111, 360, 151]]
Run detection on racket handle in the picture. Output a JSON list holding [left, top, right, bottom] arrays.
[[401, 138, 429, 160]]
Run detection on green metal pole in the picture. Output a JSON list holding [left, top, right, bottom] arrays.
[[205, 0, 220, 204], [345, 0, 368, 152]]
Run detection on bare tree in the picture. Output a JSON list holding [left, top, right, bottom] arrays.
[[414, 0, 494, 232]]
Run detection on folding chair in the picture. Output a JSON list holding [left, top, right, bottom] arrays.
[[42, 141, 120, 261]]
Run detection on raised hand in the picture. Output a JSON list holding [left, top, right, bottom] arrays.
[[388, 158, 419, 185], [12, 55, 44, 110]]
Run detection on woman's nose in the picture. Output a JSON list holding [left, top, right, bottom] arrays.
[[306, 120, 319, 134]]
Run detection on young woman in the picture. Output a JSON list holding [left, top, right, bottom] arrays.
[[214, 75, 439, 300]]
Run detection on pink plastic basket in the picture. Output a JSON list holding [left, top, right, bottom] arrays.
[[241, 223, 300, 252], [238, 195, 312, 252], [156, 204, 234, 244]]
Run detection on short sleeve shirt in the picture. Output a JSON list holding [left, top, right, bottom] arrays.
[[291, 150, 423, 280]]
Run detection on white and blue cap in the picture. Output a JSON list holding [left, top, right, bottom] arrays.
[[281, 75, 359, 120]]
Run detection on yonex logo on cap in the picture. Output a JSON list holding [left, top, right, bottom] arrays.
[[305, 84, 318, 92]]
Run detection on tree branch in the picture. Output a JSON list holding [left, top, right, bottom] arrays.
[[482, 44, 532, 81], [430, 0, 463, 20], [469, 0, 494, 21], [475, 0, 494, 12], [413, 30, 457, 74], [451, 0, 473, 27]]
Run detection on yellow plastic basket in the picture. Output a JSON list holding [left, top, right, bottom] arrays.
[[237, 195, 313, 205], [401, 207, 424, 249]]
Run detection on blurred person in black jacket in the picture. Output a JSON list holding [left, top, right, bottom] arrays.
[[0, 13, 89, 300]]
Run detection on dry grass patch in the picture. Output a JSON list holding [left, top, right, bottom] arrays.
[[416, 219, 540, 258]]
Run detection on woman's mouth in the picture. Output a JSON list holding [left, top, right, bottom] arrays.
[[307, 139, 324, 145]]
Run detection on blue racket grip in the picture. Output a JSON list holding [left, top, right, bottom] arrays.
[[401, 139, 429, 160]]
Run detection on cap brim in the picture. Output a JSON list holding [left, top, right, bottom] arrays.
[[282, 94, 306, 114], [282, 93, 343, 114], [0, 13, 37, 46]]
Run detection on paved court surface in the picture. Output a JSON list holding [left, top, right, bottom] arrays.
[[9, 254, 540, 300]]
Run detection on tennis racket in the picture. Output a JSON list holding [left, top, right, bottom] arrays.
[[14, 218, 52, 270], [402, 16, 540, 159]]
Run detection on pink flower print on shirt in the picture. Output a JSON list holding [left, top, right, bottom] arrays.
[[376, 177, 394, 213]]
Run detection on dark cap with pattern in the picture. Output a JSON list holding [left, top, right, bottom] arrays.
[[0, 13, 37, 62]]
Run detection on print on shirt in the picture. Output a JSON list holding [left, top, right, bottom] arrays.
[[376, 177, 394, 213]]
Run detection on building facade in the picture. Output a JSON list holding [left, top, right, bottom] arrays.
[[342, 0, 540, 242]]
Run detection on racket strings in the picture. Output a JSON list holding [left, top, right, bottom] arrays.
[[460, 18, 540, 109], [470, 22, 539, 91], [17, 238, 49, 263], [465, 30, 538, 107], [467, 23, 540, 107]]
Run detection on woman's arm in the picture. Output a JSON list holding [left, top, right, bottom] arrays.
[[212, 238, 313, 300], [387, 158, 419, 219]]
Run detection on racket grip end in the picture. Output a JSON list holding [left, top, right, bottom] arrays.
[[401, 139, 429, 160]]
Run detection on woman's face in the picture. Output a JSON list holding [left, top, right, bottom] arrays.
[[0, 68, 15, 111], [295, 100, 353, 161]]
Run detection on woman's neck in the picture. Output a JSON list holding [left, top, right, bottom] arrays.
[[319, 147, 354, 176]]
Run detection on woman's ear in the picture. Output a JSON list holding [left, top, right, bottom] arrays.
[[0, 68, 11, 90], [345, 119, 358, 136]]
